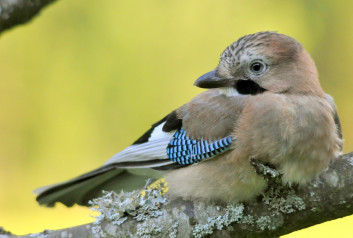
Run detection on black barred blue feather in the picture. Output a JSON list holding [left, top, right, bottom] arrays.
[[166, 128, 233, 165]]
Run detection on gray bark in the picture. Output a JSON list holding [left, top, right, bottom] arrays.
[[0, 0, 57, 33], [2, 152, 353, 238]]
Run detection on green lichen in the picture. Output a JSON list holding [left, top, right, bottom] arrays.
[[87, 169, 307, 237], [90, 180, 169, 237], [249, 157, 282, 184], [262, 187, 305, 215], [256, 216, 276, 231], [259, 163, 281, 178], [240, 215, 254, 225], [192, 204, 245, 238], [136, 220, 163, 238], [168, 222, 179, 238], [192, 223, 214, 238]]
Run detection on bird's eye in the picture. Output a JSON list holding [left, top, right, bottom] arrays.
[[250, 61, 266, 74]]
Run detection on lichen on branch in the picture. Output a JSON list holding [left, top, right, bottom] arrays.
[[3, 152, 353, 238]]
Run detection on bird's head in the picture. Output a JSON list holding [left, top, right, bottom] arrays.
[[194, 32, 324, 96]]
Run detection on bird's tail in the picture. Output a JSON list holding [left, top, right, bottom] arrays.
[[34, 165, 154, 207]]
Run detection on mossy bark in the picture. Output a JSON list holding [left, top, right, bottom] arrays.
[[2, 152, 353, 238]]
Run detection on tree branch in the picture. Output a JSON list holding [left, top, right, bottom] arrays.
[[2, 152, 353, 238], [0, 0, 57, 34]]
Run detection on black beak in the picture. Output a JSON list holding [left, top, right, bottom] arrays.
[[194, 70, 232, 88]]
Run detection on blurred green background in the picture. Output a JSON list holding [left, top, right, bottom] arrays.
[[0, 0, 352, 236]]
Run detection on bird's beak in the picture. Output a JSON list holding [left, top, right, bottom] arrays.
[[194, 70, 232, 88]]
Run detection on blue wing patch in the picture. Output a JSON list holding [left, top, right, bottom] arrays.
[[166, 128, 233, 165]]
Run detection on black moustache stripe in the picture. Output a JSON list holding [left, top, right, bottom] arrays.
[[235, 80, 267, 95]]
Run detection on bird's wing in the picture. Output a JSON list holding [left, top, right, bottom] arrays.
[[35, 111, 183, 206], [325, 94, 343, 151], [103, 90, 245, 169], [166, 127, 233, 165], [101, 111, 183, 169], [35, 90, 245, 206]]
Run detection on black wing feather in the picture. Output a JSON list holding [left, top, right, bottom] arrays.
[[132, 111, 182, 145]]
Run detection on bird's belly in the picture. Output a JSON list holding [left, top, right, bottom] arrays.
[[165, 150, 267, 203]]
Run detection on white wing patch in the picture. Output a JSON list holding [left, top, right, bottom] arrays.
[[148, 122, 174, 141], [104, 122, 175, 166]]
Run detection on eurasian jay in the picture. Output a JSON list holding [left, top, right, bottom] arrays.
[[35, 32, 343, 207]]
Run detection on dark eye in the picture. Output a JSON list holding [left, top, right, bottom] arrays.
[[250, 61, 266, 74]]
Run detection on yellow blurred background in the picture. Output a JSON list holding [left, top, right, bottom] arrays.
[[0, 0, 352, 236]]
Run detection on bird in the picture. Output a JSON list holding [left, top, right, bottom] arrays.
[[35, 32, 343, 207]]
